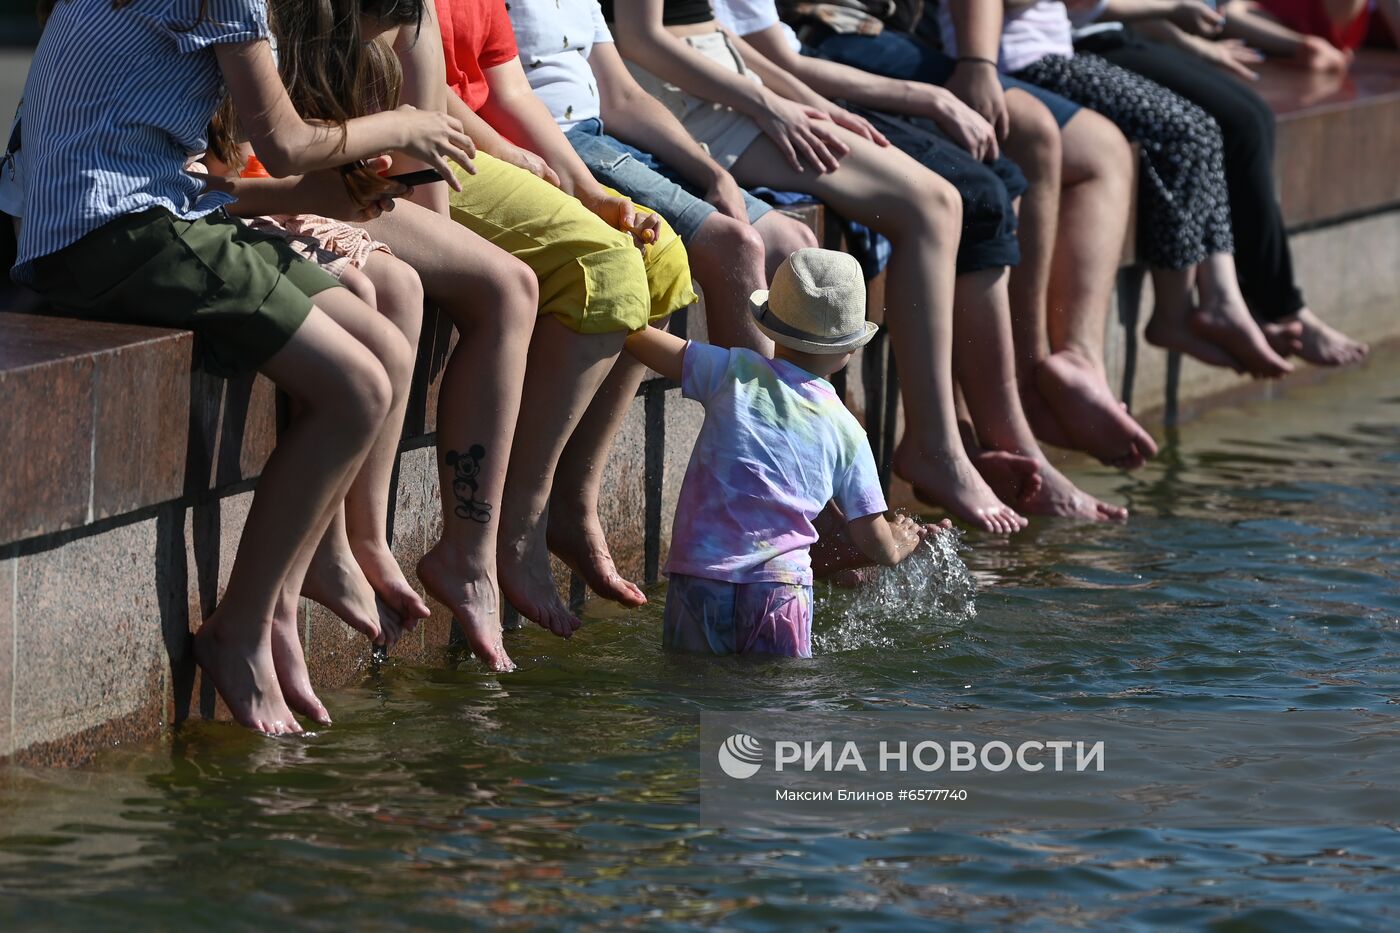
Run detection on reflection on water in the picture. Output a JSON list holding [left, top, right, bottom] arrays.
[[2, 360, 1399, 929]]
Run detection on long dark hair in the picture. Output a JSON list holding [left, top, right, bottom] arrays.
[[207, 0, 419, 167]]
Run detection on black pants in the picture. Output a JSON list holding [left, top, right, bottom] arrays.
[[1076, 29, 1305, 321]]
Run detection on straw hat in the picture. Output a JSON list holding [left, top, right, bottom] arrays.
[[749, 248, 878, 355]]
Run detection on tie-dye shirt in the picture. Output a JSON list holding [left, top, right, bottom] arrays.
[[667, 342, 887, 586]]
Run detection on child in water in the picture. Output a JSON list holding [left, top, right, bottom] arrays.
[[626, 248, 938, 658]]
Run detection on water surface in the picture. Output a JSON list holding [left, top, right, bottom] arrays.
[[1, 359, 1398, 930]]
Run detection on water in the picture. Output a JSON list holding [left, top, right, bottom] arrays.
[[2, 359, 1399, 931]]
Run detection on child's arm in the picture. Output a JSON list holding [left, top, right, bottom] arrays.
[[624, 326, 688, 383], [390, 10, 453, 215], [846, 512, 929, 567], [214, 40, 475, 183]]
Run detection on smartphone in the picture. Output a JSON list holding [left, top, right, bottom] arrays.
[[385, 169, 447, 188]]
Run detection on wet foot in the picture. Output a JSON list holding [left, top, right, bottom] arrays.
[[1019, 380, 1076, 451], [303, 538, 401, 650], [965, 450, 1042, 510], [499, 525, 583, 640], [1266, 308, 1368, 367], [193, 616, 303, 735], [270, 601, 331, 726], [546, 509, 646, 607], [1036, 350, 1158, 469], [351, 539, 432, 635], [1188, 299, 1294, 378], [894, 442, 1027, 534], [416, 545, 515, 672], [1019, 459, 1128, 522], [1145, 310, 1246, 373]]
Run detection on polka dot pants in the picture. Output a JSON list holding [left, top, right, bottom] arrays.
[[1014, 53, 1235, 270]]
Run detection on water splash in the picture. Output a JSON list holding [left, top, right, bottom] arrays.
[[814, 525, 977, 652]]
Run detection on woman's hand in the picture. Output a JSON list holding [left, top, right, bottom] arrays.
[[703, 171, 751, 222], [581, 189, 661, 251], [821, 104, 890, 147], [392, 104, 477, 190], [498, 143, 563, 187], [317, 155, 406, 222], [925, 89, 999, 161], [1169, 1, 1226, 36], [755, 95, 850, 173], [1189, 36, 1264, 80], [946, 59, 1009, 140]]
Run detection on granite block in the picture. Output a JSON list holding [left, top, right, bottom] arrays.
[[11, 519, 167, 751], [0, 354, 93, 545], [0, 558, 13, 758], [91, 332, 193, 520]]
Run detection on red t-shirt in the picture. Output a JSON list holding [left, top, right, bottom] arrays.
[[435, 0, 519, 110]]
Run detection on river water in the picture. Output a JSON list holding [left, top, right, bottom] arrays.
[[1, 358, 1397, 930]]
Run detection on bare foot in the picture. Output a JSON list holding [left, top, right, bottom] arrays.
[[1189, 298, 1294, 378], [1267, 308, 1368, 367], [1036, 350, 1159, 469], [499, 527, 583, 639], [270, 599, 331, 726], [547, 510, 646, 607], [351, 539, 432, 634], [894, 443, 1027, 534], [416, 545, 515, 672], [1019, 380, 1076, 451], [965, 450, 1042, 510], [193, 617, 302, 735], [1145, 310, 1246, 372], [303, 538, 399, 648], [1020, 459, 1128, 522], [1261, 319, 1304, 359]]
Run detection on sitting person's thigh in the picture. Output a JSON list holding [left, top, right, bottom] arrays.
[[447, 150, 653, 334]]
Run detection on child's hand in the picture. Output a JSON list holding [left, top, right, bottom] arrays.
[[889, 513, 925, 557], [393, 105, 477, 191], [585, 190, 659, 252], [311, 155, 404, 222]]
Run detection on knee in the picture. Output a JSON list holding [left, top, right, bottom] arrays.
[[372, 258, 426, 337], [486, 257, 540, 340], [693, 214, 764, 269], [760, 212, 819, 264], [340, 267, 377, 309], [905, 174, 962, 239], [1006, 94, 1061, 175], [364, 315, 416, 402], [335, 344, 395, 436]]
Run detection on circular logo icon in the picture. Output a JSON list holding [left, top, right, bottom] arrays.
[[717, 733, 764, 779]]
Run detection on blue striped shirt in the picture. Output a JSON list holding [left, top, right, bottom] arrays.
[[6, 0, 270, 282]]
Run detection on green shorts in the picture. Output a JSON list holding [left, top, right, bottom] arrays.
[[28, 208, 340, 376]]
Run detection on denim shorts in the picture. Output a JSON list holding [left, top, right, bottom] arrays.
[[566, 118, 772, 244], [811, 30, 1084, 128]]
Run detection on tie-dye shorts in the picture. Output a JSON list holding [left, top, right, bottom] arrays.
[[663, 573, 814, 658]]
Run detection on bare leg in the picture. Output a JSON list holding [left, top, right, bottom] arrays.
[[365, 202, 535, 672], [500, 316, 626, 637], [344, 253, 432, 627], [1145, 265, 1246, 370], [279, 285, 417, 722], [954, 268, 1128, 522], [1032, 110, 1158, 468], [753, 209, 820, 283], [195, 297, 395, 735], [1000, 89, 1061, 384], [1190, 252, 1296, 378], [732, 128, 1022, 533]]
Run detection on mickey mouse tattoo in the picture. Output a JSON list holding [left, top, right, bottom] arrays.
[[445, 445, 492, 524]]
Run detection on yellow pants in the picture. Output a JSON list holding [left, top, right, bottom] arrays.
[[449, 152, 695, 333]]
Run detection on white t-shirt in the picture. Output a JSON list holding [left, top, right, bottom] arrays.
[[507, 0, 615, 129], [710, 0, 803, 51], [938, 0, 1075, 73]]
